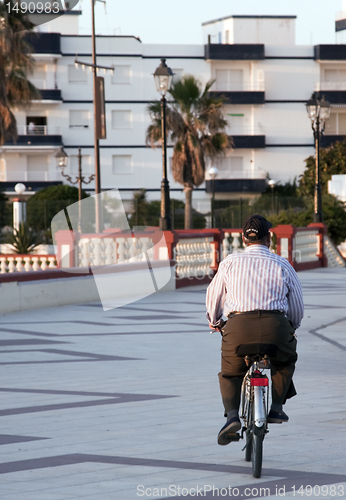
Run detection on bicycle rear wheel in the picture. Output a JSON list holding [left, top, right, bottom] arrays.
[[252, 432, 263, 478]]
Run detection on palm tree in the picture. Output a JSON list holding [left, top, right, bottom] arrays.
[[147, 76, 229, 229], [0, 2, 40, 145]]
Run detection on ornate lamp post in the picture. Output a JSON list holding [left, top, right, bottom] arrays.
[[208, 166, 219, 228], [55, 147, 95, 233], [306, 94, 331, 223], [153, 59, 173, 231]]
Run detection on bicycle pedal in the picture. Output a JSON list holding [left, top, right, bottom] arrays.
[[228, 433, 240, 442]]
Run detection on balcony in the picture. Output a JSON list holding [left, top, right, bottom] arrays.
[[25, 32, 61, 55], [205, 44, 265, 60], [29, 80, 62, 101], [314, 82, 346, 104], [1, 171, 62, 183], [209, 81, 265, 105], [206, 178, 267, 193], [320, 135, 346, 148], [4, 126, 62, 147], [205, 167, 267, 193], [314, 45, 346, 61], [228, 128, 266, 149]]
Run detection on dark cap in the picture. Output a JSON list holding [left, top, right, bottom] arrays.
[[242, 214, 272, 242]]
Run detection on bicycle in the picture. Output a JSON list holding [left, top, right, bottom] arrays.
[[234, 343, 277, 478], [210, 324, 278, 478]]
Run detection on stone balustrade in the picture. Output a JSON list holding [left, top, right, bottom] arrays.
[[173, 237, 214, 279], [222, 231, 244, 259], [0, 255, 57, 273], [293, 229, 320, 263], [77, 235, 154, 267]]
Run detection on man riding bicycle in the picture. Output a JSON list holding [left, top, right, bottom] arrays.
[[206, 214, 304, 446]]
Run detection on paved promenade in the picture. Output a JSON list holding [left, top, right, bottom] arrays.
[[0, 268, 346, 500]]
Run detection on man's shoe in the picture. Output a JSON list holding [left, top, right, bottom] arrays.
[[217, 417, 241, 445], [267, 409, 289, 423]]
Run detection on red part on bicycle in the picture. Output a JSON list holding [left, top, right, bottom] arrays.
[[250, 378, 268, 386]]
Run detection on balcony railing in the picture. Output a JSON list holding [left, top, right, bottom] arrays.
[[212, 81, 265, 92], [18, 125, 61, 135], [30, 79, 47, 90], [227, 126, 265, 135], [206, 168, 267, 180], [315, 81, 346, 91], [0, 171, 61, 182], [335, 10, 346, 20]]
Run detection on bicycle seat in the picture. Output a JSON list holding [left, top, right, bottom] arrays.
[[236, 343, 277, 358]]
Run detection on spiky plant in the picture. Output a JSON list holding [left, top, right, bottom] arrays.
[[9, 222, 39, 254]]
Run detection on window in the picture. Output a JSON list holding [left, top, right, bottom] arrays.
[[225, 30, 229, 44], [218, 32, 222, 44], [31, 65, 46, 89], [70, 154, 92, 175], [69, 110, 90, 128], [227, 113, 245, 134], [323, 68, 346, 90], [68, 65, 88, 83], [215, 69, 243, 91], [111, 65, 131, 84], [325, 113, 346, 135], [218, 156, 243, 178], [112, 155, 133, 174], [27, 155, 48, 181], [111, 110, 132, 129]]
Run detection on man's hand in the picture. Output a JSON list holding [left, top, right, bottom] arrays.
[[209, 322, 221, 332]]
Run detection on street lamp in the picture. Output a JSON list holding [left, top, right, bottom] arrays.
[[208, 166, 218, 228], [306, 94, 331, 223], [153, 58, 173, 231], [56, 147, 95, 233], [13, 183, 26, 231], [268, 179, 276, 212]]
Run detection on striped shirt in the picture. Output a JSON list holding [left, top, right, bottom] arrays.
[[206, 244, 304, 330]]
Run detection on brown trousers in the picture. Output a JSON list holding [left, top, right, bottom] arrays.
[[219, 311, 298, 416]]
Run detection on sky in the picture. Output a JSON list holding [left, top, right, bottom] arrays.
[[76, 0, 344, 46]]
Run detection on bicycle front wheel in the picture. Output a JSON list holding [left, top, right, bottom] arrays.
[[252, 432, 263, 478]]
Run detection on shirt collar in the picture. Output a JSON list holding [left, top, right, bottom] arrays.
[[244, 244, 270, 254]]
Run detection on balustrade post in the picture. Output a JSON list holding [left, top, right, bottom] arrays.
[[308, 223, 328, 267]]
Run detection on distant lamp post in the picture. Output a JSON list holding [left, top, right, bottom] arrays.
[[208, 166, 219, 228], [268, 179, 276, 212], [13, 183, 26, 231], [306, 94, 331, 223], [153, 58, 173, 231], [56, 147, 95, 233]]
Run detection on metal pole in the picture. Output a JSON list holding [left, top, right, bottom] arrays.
[[78, 147, 82, 233], [159, 95, 172, 231], [314, 118, 323, 223], [211, 176, 215, 228], [91, 0, 102, 233]]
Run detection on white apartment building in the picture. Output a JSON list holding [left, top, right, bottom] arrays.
[[1, 8, 346, 214]]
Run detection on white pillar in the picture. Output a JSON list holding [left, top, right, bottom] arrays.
[[13, 199, 26, 231]]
